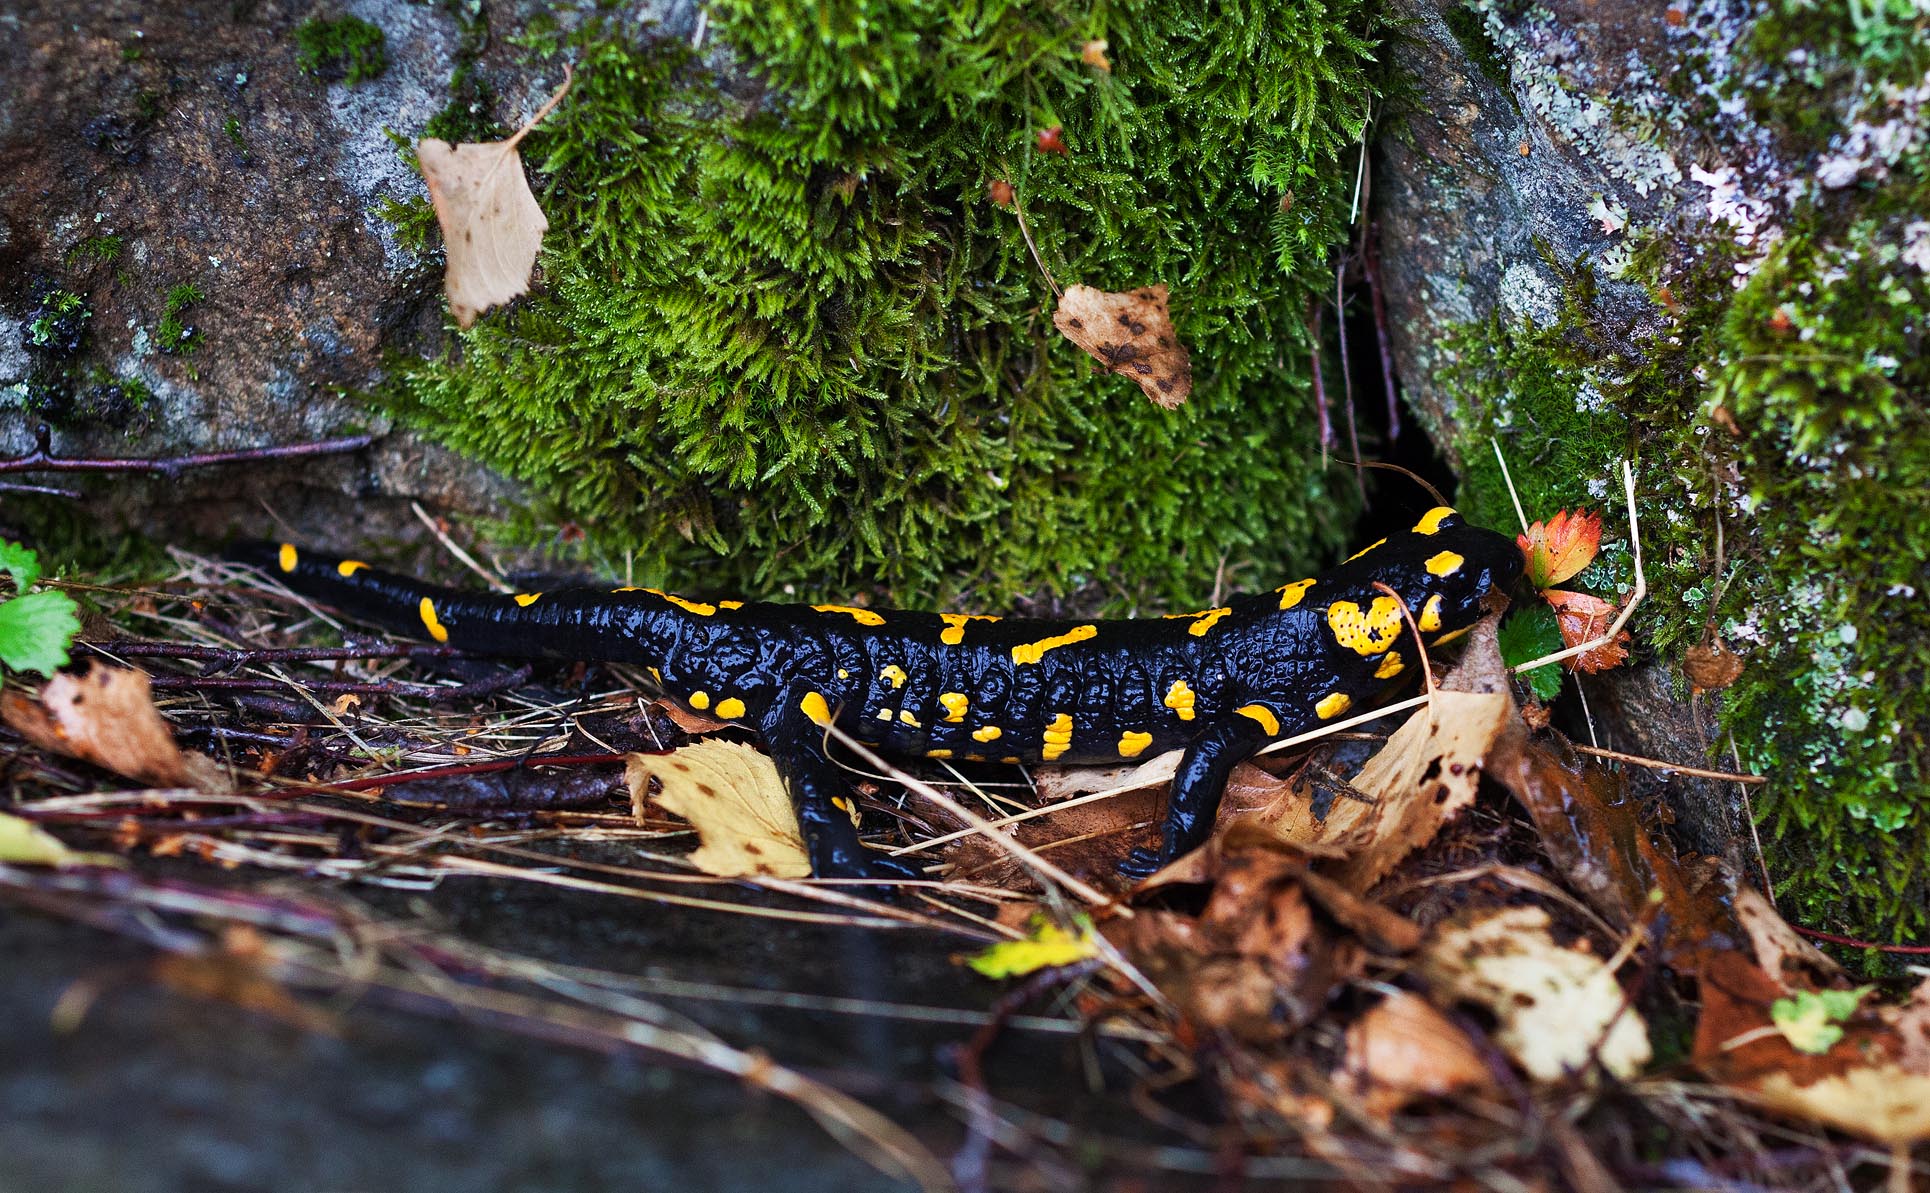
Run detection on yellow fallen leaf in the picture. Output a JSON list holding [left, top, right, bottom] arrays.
[[418, 69, 572, 328], [625, 740, 810, 878], [0, 663, 226, 789], [1051, 283, 1193, 408], [0, 810, 119, 868], [1420, 905, 1651, 1082], [968, 913, 1099, 979]]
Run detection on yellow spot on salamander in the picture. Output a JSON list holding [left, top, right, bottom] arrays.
[[831, 796, 861, 827], [938, 692, 969, 723], [1164, 607, 1233, 637], [715, 697, 746, 720], [689, 691, 710, 710], [876, 709, 893, 721], [417, 597, 449, 643], [648, 667, 663, 683], [1164, 679, 1197, 721], [649, 589, 717, 616], [1418, 594, 1445, 633], [898, 710, 921, 728], [1041, 713, 1074, 762], [1000, 756, 1021, 765], [1276, 579, 1316, 610], [1327, 597, 1404, 656], [971, 725, 1003, 743], [814, 604, 886, 627], [513, 592, 542, 607], [1424, 550, 1465, 578], [336, 559, 367, 577], [1315, 692, 1353, 719], [1117, 731, 1154, 759], [1346, 537, 1387, 562], [277, 543, 298, 573], [1235, 704, 1280, 736], [837, 668, 850, 679], [718, 600, 744, 610], [614, 586, 643, 592], [1413, 506, 1457, 535], [938, 612, 1000, 645], [1374, 651, 1405, 679], [879, 665, 908, 689], [800, 691, 832, 726], [1012, 624, 1099, 665], [926, 749, 953, 759]]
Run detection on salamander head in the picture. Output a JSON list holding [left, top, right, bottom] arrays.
[[1332, 507, 1526, 644]]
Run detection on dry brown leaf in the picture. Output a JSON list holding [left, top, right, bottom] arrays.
[[1695, 951, 1930, 1145], [626, 740, 810, 878], [1051, 283, 1193, 407], [1030, 752, 1178, 803], [1420, 905, 1651, 1082], [419, 138, 549, 328], [1080, 39, 1112, 71], [417, 70, 571, 329], [652, 698, 729, 735], [1684, 636, 1744, 692], [1731, 884, 1844, 991], [1, 664, 225, 789], [1248, 689, 1511, 893], [1337, 991, 1497, 1122], [1543, 589, 1631, 673]]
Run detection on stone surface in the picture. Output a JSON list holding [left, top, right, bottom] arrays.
[[0, 0, 517, 549]]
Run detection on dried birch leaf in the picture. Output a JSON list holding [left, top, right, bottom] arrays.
[[1421, 905, 1652, 1082], [626, 740, 810, 878], [419, 138, 548, 328], [1, 664, 225, 789], [1052, 283, 1192, 407], [417, 69, 572, 328]]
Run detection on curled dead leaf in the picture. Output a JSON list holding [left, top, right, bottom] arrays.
[[652, 698, 730, 735], [1337, 991, 1497, 1122], [626, 740, 810, 878], [1542, 589, 1630, 673], [1420, 905, 1651, 1082], [1, 663, 226, 789], [1052, 283, 1193, 408], [1684, 636, 1743, 692]]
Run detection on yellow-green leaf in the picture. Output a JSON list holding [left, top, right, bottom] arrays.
[[0, 810, 118, 868], [1771, 986, 1875, 1055], [967, 914, 1100, 979]]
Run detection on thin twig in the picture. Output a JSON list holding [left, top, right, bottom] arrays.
[[1491, 437, 1530, 535], [411, 501, 512, 592], [1570, 743, 1766, 785], [0, 423, 373, 478], [1010, 191, 1061, 299]]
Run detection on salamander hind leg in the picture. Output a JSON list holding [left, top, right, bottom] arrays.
[[762, 706, 923, 885], [1119, 713, 1273, 880]]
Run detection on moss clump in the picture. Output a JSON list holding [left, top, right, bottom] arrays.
[[383, 5, 1383, 609], [295, 15, 387, 87], [154, 282, 204, 356]]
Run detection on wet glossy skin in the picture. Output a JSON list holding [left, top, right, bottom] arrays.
[[246, 507, 1522, 881]]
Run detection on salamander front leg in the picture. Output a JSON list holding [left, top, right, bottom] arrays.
[[763, 716, 923, 885], [1119, 714, 1272, 880]]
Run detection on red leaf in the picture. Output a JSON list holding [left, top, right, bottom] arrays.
[[1036, 125, 1068, 155], [1543, 589, 1629, 673], [1517, 508, 1604, 589]]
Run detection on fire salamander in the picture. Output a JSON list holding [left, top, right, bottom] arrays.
[[244, 507, 1521, 883]]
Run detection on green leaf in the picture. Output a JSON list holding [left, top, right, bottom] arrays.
[[0, 540, 43, 592], [1770, 986, 1874, 1055], [0, 590, 83, 679], [967, 914, 1100, 979], [1498, 604, 1564, 701], [0, 810, 121, 868]]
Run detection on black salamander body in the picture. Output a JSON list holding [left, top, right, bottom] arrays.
[[249, 507, 1521, 880]]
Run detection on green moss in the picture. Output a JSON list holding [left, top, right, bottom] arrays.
[[26, 290, 89, 353], [1439, 28, 1930, 941], [381, 4, 1384, 609], [66, 235, 123, 269], [155, 282, 205, 356], [295, 15, 387, 86]]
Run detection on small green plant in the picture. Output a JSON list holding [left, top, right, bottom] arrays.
[[0, 542, 81, 690], [66, 235, 123, 268], [154, 282, 205, 355], [1498, 604, 1563, 701], [295, 15, 388, 86], [26, 290, 89, 353], [1770, 986, 1874, 1055]]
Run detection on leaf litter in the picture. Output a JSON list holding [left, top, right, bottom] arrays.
[[2, 545, 1928, 1190]]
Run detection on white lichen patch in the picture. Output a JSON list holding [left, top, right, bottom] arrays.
[[1499, 261, 1560, 324], [1815, 69, 1930, 190]]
